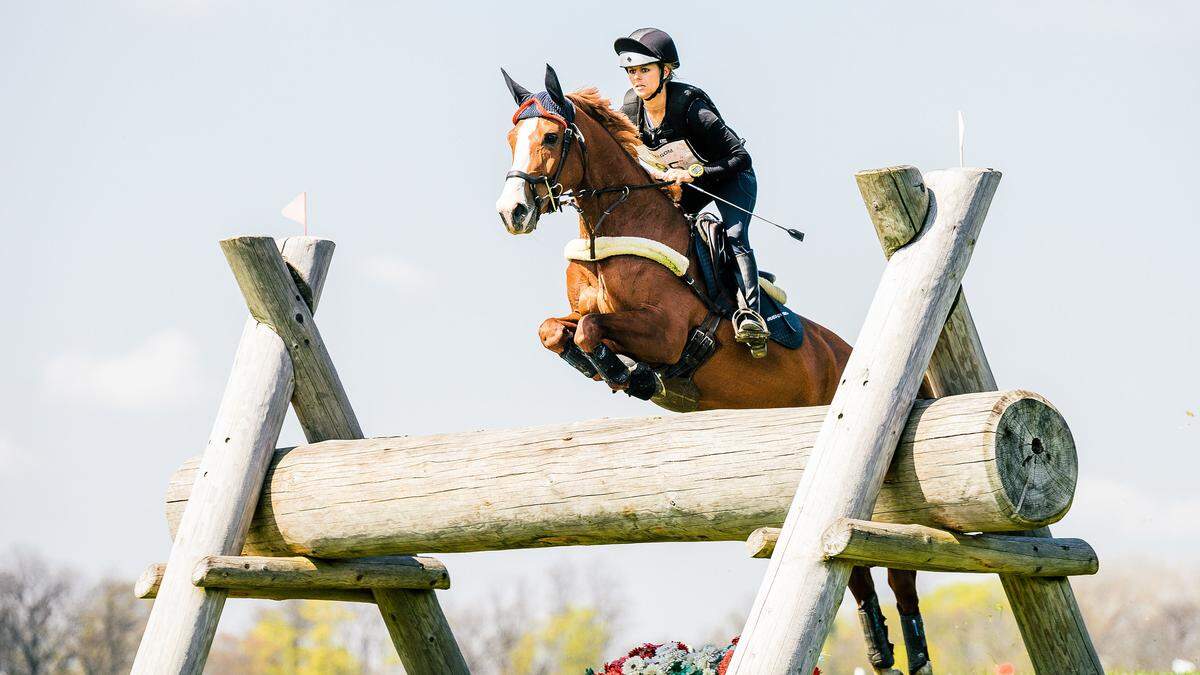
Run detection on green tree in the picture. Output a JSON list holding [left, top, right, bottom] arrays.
[[507, 606, 610, 675], [238, 600, 360, 675]]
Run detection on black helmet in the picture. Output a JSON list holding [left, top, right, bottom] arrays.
[[614, 28, 680, 69]]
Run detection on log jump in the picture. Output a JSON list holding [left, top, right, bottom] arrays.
[[132, 164, 1099, 675]]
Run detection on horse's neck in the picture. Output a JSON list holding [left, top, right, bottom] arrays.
[[576, 128, 689, 253]]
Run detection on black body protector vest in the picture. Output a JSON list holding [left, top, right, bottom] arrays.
[[622, 81, 724, 173]]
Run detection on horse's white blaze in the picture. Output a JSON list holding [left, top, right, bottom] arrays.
[[510, 118, 537, 171], [496, 119, 540, 234]]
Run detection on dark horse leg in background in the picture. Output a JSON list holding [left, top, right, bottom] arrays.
[[848, 567, 932, 674]]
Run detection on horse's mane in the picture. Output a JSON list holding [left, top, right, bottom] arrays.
[[567, 87, 642, 163]]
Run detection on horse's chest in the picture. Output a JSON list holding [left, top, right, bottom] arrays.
[[569, 262, 637, 316]]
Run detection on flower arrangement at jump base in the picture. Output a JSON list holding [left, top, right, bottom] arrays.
[[588, 638, 821, 675]]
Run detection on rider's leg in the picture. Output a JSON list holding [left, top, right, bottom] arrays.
[[712, 170, 769, 357]]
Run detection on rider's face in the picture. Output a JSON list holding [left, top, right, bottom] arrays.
[[624, 64, 670, 100]]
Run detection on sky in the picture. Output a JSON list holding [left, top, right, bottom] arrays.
[[2, 0, 1198, 651]]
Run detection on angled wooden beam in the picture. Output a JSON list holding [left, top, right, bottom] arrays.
[[857, 166, 1101, 673], [132, 237, 335, 675], [218, 237, 467, 675], [135, 564, 377, 604], [219, 236, 361, 442], [745, 521, 1098, 577], [729, 168, 1002, 674]]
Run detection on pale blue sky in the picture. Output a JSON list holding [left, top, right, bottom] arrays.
[[2, 0, 1197, 648]]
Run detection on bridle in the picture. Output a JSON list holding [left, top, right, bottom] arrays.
[[504, 96, 671, 258]]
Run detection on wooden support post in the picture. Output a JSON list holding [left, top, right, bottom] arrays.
[[219, 236, 467, 675], [745, 520, 1098, 577], [132, 237, 334, 674], [166, 390, 1079, 555], [857, 166, 1102, 673], [728, 168, 1001, 674]]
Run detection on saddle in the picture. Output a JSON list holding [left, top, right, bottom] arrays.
[[689, 213, 805, 350]]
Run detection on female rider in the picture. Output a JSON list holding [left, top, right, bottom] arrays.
[[614, 27, 769, 358]]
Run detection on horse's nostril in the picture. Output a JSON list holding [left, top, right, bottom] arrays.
[[512, 203, 527, 223]]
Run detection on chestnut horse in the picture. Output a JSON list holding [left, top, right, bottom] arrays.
[[496, 66, 930, 674]]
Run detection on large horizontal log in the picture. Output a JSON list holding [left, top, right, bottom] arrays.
[[165, 390, 1077, 558], [746, 521, 1098, 577]]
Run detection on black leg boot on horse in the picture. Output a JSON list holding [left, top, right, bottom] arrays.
[[888, 569, 933, 675], [849, 566, 904, 675]]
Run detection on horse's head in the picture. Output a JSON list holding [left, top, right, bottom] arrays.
[[496, 65, 587, 235]]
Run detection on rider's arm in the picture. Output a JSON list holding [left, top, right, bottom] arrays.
[[687, 101, 752, 181]]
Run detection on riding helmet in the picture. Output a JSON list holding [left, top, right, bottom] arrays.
[[614, 28, 680, 69]]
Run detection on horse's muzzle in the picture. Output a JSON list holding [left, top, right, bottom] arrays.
[[496, 177, 539, 235]]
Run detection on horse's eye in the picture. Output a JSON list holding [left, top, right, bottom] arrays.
[[544, 133, 559, 145]]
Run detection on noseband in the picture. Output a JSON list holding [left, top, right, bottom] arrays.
[[504, 97, 672, 256]]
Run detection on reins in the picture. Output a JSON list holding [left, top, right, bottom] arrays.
[[504, 99, 724, 316]]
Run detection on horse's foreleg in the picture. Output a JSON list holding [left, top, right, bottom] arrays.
[[849, 566, 899, 673], [888, 569, 931, 674], [573, 308, 688, 400], [538, 315, 598, 379]]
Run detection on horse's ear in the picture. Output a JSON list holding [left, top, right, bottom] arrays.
[[544, 64, 567, 108], [501, 68, 533, 105]]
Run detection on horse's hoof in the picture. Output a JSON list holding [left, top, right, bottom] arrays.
[[910, 664, 933, 675]]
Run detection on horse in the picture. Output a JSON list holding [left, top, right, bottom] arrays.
[[495, 65, 932, 675]]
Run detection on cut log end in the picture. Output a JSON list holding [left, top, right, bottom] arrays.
[[854, 165, 930, 258], [993, 392, 1078, 526]]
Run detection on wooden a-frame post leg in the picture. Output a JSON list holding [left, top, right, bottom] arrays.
[[857, 166, 1102, 673], [219, 236, 468, 674], [727, 168, 1002, 673], [132, 237, 335, 674]]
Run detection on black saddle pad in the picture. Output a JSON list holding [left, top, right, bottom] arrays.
[[690, 215, 805, 350]]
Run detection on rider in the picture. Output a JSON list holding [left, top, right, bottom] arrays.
[[614, 27, 770, 358]]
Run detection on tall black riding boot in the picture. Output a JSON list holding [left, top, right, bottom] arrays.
[[731, 251, 769, 358]]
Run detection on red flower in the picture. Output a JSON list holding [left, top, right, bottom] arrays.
[[628, 642, 660, 659]]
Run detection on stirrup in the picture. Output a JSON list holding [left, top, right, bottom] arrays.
[[732, 309, 769, 359]]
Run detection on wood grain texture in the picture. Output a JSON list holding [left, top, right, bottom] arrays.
[[855, 165, 931, 257], [747, 520, 1097, 576], [193, 555, 449, 591], [225, 236, 467, 675], [219, 236, 361, 442], [862, 168, 1102, 673], [374, 590, 466, 674], [132, 238, 334, 675], [135, 564, 376, 604], [165, 390, 1075, 557], [729, 167, 1002, 674]]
